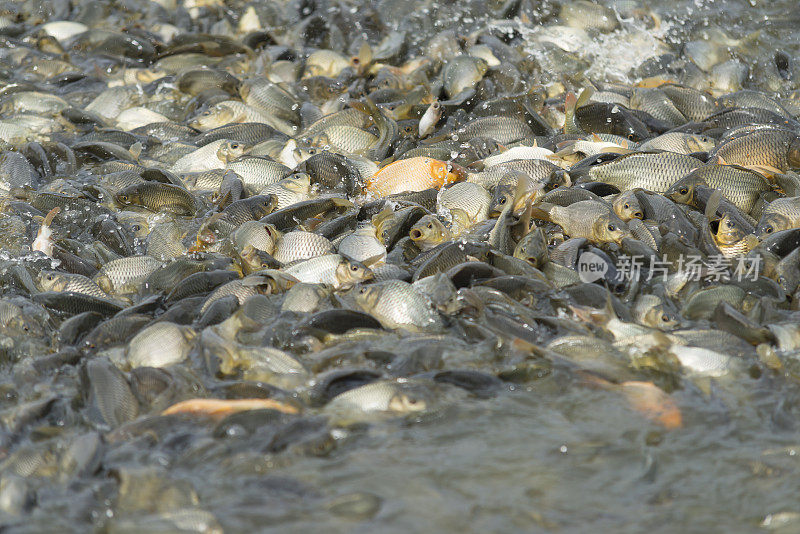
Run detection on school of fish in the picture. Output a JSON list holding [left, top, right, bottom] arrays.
[[3, 0, 800, 530]]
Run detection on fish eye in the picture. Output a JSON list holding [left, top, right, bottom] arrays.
[[607, 224, 616, 231], [725, 220, 734, 228], [22, 325, 28, 332], [427, 223, 433, 229], [679, 187, 688, 195], [119, 194, 128, 202], [231, 143, 240, 149], [359, 286, 368, 294], [131, 224, 140, 231], [661, 314, 669, 322], [46, 274, 53, 280], [764, 225, 773, 234], [350, 264, 360, 271], [498, 197, 507, 204], [623, 203, 630, 209], [202, 110, 211, 116]]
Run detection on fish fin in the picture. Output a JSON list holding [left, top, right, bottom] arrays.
[[555, 140, 576, 151], [716, 155, 727, 165], [513, 170, 536, 204], [390, 86, 426, 119], [704, 189, 723, 219], [204, 212, 226, 225], [128, 142, 143, 161], [516, 198, 534, 232], [591, 133, 603, 142], [371, 206, 394, 228], [361, 252, 385, 267], [43, 207, 60, 226], [602, 288, 619, 321], [357, 41, 372, 70], [553, 141, 581, 158], [742, 234, 760, 250], [565, 91, 577, 115], [743, 164, 783, 178], [604, 146, 633, 154], [214, 189, 232, 208], [575, 87, 594, 109], [529, 202, 554, 222]]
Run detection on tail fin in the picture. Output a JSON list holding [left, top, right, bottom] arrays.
[[529, 201, 555, 222]]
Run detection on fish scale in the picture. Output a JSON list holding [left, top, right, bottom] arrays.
[[682, 164, 771, 213], [273, 231, 333, 264], [94, 255, 163, 294], [454, 116, 533, 144], [437, 182, 491, 222], [589, 152, 700, 192], [710, 128, 800, 170]]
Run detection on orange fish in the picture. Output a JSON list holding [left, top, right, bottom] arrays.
[[365, 156, 465, 197], [619, 381, 683, 430], [581, 374, 683, 430], [162, 398, 299, 420]]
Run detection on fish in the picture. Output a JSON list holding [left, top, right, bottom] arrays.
[[115, 182, 199, 216], [283, 254, 373, 289], [31, 207, 60, 257], [536, 200, 629, 244], [409, 215, 452, 251], [588, 152, 701, 193], [354, 280, 443, 331], [365, 157, 465, 197]]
